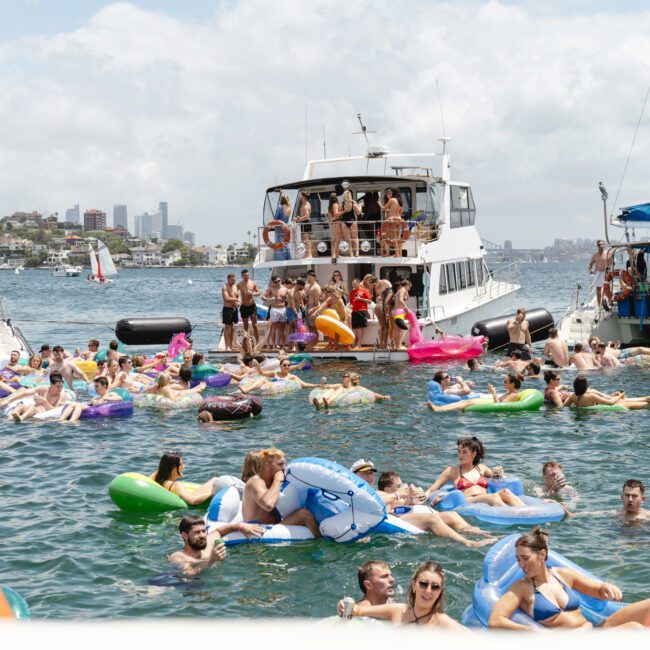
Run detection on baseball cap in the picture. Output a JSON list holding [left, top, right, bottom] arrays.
[[39, 344, 51, 352], [350, 459, 376, 473]]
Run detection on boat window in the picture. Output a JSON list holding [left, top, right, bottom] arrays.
[[380, 266, 412, 287], [467, 259, 475, 287], [439, 264, 448, 294], [456, 261, 467, 289], [447, 263, 457, 292], [397, 187, 413, 219], [416, 185, 440, 224], [450, 185, 476, 229]]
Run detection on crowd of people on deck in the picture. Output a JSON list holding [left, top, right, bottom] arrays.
[[221, 268, 433, 352]]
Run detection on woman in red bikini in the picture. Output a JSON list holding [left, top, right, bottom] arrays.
[[542, 370, 571, 407], [425, 436, 524, 506]]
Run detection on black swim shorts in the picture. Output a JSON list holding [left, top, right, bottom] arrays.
[[240, 303, 256, 319], [222, 306, 239, 325], [351, 310, 369, 329], [300, 221, 312, 234]]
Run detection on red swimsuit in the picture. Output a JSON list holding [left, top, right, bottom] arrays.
[[456, 467, 488, 491]]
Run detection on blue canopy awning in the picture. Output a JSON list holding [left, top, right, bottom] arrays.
[[619, 203, 650, 222]]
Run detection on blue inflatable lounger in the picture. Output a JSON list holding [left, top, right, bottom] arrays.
[[462, 533, 627, 628]]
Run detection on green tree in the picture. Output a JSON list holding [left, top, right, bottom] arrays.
[[162, 239, 186, 253]]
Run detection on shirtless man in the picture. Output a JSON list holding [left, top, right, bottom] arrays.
[[351, 461, 494, 548], [588, 239, 610, 308], [506, 308, 532, 360], [494, 350, 529, 374], [238, 269, 261, 343], [106, 340, 121, 363], [541, 461, 576, 498], [295, 191, 312, 258], [74, 339, 100, 361], [113, 356, 154, 392], [48, 345, 87, 389], [3, 350, 32, 376], [354, 561, 395, 607], [570, 342, 601, 369], [620, 479, 648, 522], [221, 274, 240, 351], [168, 515, 227, 576], [263, 275, 288, 350], [241, 448, 320, 537], [4, 372, 69, 421], [304, 271, 321, 349], [543, 328, 570, 367]]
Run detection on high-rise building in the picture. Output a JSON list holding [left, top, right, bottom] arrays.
[[113, 204, 128, 231], [159, 202, 168, 239], [184, 231, 196, 247], [65, 204, 80, 224], [166, 224, 184, 240], [134, 210, 163, 240], [84, 209, 106, 231]]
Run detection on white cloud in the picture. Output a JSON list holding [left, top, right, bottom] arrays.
[[0, 0, 649, 246]]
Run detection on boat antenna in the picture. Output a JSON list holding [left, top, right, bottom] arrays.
[[599, 181, 610, 245], [322, 122, 327, 159], [610, 85, 650, 221], [353, 113, 376, 152], [436, 79, 447, 139], [304, 94, 308, 164]]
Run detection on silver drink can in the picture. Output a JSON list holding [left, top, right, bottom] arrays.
[[341, 597, 355, 619]]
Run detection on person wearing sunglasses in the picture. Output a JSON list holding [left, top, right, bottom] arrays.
[[237, 358, 320, 395], [338, 561, 465, 629]]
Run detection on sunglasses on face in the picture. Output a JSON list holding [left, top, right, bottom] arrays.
[[417, 580, 442, 591]]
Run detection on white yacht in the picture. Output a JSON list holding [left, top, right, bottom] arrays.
[[0, 297, 32, 365], [52, 265, 82, 277], [558, 198, 650, 347], [211, 135, 520, 360]]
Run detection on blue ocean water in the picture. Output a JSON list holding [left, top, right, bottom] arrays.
[[1, 263, 649, 620]]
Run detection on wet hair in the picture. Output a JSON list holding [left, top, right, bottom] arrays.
[[406, 562, 445, 613], [574, 342, 584, 353], [467, 358, 479, 370], [457, 436, 485, 465], [93, 376, 109, 388], [296, 341, 307, 352], [156, 372, 171, 387], [515, 526, 549, 560], [179, 515, 204, 535], [542, 461, 562, 476], [505, 373, 524, 389], [88, 339, 100, 348], [516, 308, 526, 316], [543, 370, 560, 384], [357, 560, 391, 595], [52, 345, 64, 353], [378, 471, 400, 491], [154, 452, 182, 485], [525, 362, 540, 375], [548, 328, 558, 338], [109, 340, 119, 351], [49, 372, 64, 384], [242, 354, 255, 367], [179, 367, 192, 382], [118, 355, 130, 369], [241, 450, 262, 481], [510, 350, 522, 360], [433, 370, 448, 384], [253, 354, 266, 363], [573, 375, 588, 396], [623, 479, 645, 495], [192, 352, 204, 366], [197, 410, 213, 423]]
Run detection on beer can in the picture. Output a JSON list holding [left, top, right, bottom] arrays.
[[341, 597, 355, 619]]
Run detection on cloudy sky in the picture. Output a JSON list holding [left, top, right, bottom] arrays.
[[1, 0, 649, 247]]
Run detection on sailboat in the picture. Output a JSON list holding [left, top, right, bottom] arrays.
[[87, 239, 117, 284]]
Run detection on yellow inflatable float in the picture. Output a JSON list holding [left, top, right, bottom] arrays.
[[74, 359, 98, 380], [315, 314, 354, 345]]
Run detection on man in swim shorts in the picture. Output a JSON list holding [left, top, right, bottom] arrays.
[[242, 448, 320, 537], [506, 308, 532, 360], [588, 240, 610, 308], [238, 269, 261, 343], [351, 460, 494, 547], [620, 479, 648, 522], [221, 273, 240, 351], [48, 345, 88, 389], [355, 560, 395, 606], [168, 515, 227, 575], [543, 328, 570, 367]]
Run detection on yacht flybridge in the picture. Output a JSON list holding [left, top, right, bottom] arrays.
[[212, 134, 520, 360]]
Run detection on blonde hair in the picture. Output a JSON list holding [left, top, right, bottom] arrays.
[[197, 410, 213, 423], [156, 372, 171, 387], [342, 190, 353, 202], [348, 372, 361, 386], [258, 448, 285, 464], [241, 450, 263, 481]]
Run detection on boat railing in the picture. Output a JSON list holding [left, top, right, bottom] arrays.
[[256, 219, 440, 262], [477, 260, 520, 299], [0, 297, 9, 321]]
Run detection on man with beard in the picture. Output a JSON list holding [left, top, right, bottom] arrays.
[[168, 515, 227, 575], [48, 345, 87, 389]]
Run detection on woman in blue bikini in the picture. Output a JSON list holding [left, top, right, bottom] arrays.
[[489, 527, 650, 629]]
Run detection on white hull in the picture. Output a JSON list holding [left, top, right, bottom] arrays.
[[0, 298, 32, 361]]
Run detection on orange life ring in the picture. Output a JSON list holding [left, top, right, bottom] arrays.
[[613, 270, 634, 302], [263, 220, 291, 250], [379, 219, 409, 244], [604, 270, 619, 301]]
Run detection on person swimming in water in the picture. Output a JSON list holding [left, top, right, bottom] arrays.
[[561, 375, 650, 409], [427, 373, 524, 413]]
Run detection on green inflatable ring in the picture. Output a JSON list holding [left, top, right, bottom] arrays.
[[465, 388, 544, 413], [1, 585, 30, 619], [572, 404, 628, 412], [108, 472, 208, 512], [191, 364, 221, 379]]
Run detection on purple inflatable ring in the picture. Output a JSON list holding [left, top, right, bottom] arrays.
[[190, 373, 231, 388], [79, 400, 135, 420], [198, 395, 262, 420]]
